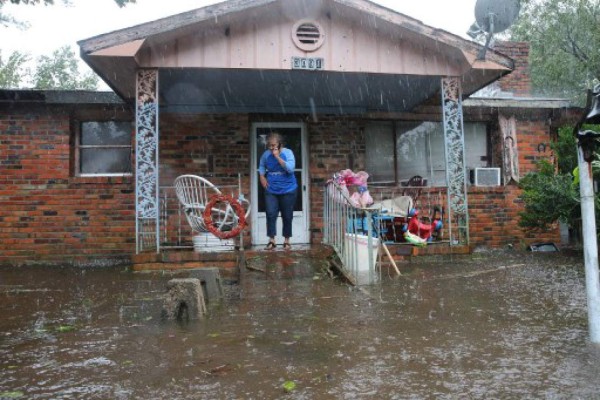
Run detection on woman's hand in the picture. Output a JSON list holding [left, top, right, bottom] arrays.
[[260, 174, 268, 189], [271, 147, 280, 158]]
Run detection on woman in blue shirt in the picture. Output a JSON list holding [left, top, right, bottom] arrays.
[[258, 133, 298, 250]]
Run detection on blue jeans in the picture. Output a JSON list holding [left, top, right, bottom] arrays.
[[265, 190, 297, 238]]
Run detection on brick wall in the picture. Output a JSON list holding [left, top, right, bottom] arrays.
[[159, 113, 251, 187], [514, 118, 554, 173], [0, 105, 135, 266], [472, 111, 559, 248], [464, 110, 560, 248], [494, 41, 531, 97], [307, 116, 364, 243], [468, 186, 560, 248]]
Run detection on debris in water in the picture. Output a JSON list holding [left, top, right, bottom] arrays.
[[55, 325, 76, 333], [209, 364, 232, 375], [282, 380, 296, 392], [0, 392, 24, 398]]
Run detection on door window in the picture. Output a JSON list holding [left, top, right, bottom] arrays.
[[255, 127, 303, 212]]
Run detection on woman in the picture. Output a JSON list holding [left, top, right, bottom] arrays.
[[258, 133, 298, 250]]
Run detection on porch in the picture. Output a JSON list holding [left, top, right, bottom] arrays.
[[130, 242, 471, 278], [134, 177, 471, 279]]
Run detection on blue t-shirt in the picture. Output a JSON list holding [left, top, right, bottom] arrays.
[[258, 148, 298, 195]]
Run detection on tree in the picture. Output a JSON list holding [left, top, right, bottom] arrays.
[[0, 45, 102, 89], [518, 125, 600, 240], [554, 125, 579, 175], [0, 50, 29, 88], [0, 8, 24, 27], [509, 0, 600, 104], [0, 0, 135, 27], [518, 158, 580, 231], [0, 0, 135, 7], [32, 46, 98, 90]]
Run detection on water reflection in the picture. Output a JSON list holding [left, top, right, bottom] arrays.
[[1, 251, 599, 398]]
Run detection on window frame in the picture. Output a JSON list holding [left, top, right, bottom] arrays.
[[364, 120, 398, 185], [365, 120, 491, 186], [74, 120, 134, 178]]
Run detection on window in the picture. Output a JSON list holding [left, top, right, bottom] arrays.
[[365, 121, 488, 186], [364, 122, 395, 183], [76, 121, 133, 176]]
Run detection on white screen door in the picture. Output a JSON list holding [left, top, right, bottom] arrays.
[[251, 123, 309, 245]]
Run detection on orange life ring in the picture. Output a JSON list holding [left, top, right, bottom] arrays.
[[202, 194, 247, 240]]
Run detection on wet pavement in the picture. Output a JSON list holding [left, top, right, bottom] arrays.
[[1, 249, 600, 399]]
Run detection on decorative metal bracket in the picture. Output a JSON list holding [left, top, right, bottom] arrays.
[[441, 77, 469, 245], [136, 69, 160, 253]]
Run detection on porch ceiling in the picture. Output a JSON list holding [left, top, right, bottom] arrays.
[[158, 68, 441, 114]]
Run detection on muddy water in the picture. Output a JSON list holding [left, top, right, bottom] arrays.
[[1, 250, 600, 399]]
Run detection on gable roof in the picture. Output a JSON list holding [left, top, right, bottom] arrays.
[[78, 0, 513, 113]]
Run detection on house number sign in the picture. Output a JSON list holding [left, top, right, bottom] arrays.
[[292, 57, 324, 70]]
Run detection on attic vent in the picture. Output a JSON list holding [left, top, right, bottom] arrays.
[[296, 23, 320, 44], [292, 20, 325, 52]]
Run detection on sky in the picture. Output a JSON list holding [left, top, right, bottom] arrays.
[[2, 0, 479, 86]]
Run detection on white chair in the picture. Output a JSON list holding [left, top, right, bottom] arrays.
[[372, 195, 414, 218], [173, 174, 249, 234]]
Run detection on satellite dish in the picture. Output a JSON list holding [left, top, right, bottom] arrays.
[[471, 0, 521, 60], [475, 0, 521, 34]]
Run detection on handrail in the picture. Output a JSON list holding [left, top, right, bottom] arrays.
[[323, 181, 380, 285]]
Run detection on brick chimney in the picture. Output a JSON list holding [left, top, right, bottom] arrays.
[[493, 41, 531, 97]]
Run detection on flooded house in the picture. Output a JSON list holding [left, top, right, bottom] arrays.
[[0, 0, 574, 270]]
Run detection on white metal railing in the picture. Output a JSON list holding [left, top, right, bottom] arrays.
[[323, 181, 380, 285]]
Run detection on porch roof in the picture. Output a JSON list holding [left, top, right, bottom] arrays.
[[78, 0, 514, 114], [0, 89, 125, 105]]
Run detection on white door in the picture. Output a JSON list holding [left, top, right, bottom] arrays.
[[251, 123, 309, 245]]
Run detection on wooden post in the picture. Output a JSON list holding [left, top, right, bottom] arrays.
[[381, 241, 401, 276]]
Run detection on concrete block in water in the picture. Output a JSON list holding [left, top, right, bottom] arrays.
[[187, 267, 224, 303], [163, 278, 207, 321]]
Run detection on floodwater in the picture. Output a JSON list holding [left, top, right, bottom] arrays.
[[2, 250, 600, 399]]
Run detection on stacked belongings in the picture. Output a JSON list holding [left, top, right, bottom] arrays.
[[371, 197, 443, 245], [329, 169, 374, 208], [404, 206, 443, 245], [328, 169, 377, 238], [371, 195, 413, 243]]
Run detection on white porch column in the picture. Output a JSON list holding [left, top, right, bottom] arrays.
[[441, 77, 469, 245], [135, 69, 160, 253]]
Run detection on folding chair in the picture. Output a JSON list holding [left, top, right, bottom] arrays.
[[402, 175, 426, 203]]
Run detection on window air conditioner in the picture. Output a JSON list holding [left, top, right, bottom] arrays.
[[472, 167, 501, 186]]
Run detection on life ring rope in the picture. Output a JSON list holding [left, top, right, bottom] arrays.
[[202, 194, 247, 240]]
